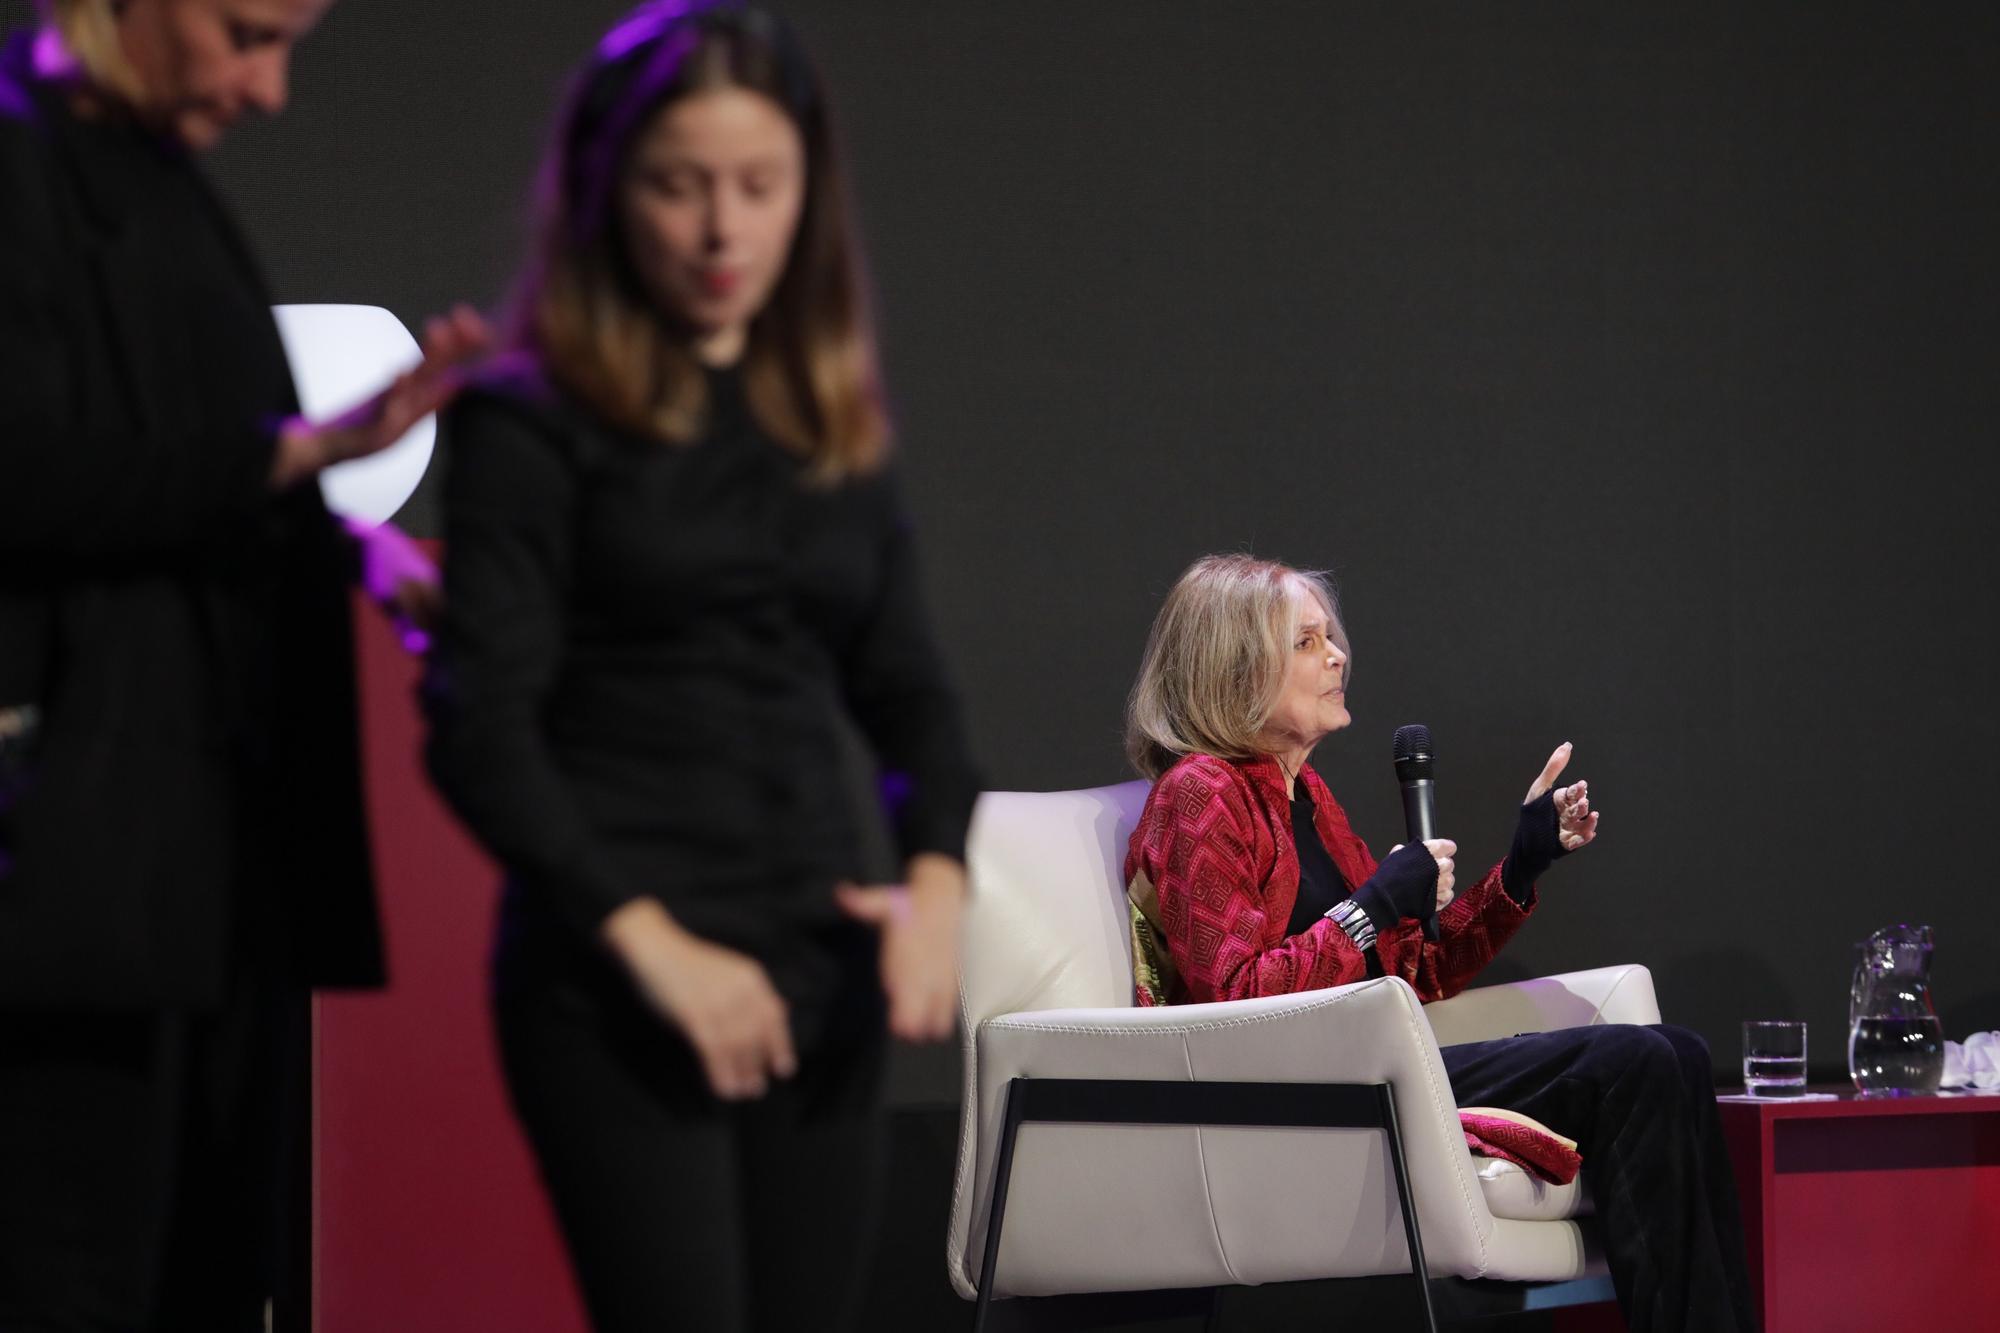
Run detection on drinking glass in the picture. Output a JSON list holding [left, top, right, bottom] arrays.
[[1743, 1020, 1808, 1096]]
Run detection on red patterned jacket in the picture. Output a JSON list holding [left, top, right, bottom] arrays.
[[1124, 752, 1534, 1005]]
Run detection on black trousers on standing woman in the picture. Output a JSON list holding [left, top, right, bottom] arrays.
[[0, 974, 309, 1333], [494, 918, 890, 1333], [1439, 1023, 1759, 1333]]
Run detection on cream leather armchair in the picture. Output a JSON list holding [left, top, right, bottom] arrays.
[[946, 783, 1660, 1331]]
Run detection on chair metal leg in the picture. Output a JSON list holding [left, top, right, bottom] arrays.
[[1202, 1283, 1228, 1333], [971, 1080, 1029, 1333], [1375, 1083, 1441, 1333]]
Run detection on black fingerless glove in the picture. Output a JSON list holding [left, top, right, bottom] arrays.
[[1344, 841, 1443, 939], [1502, 789, 1568, 904]]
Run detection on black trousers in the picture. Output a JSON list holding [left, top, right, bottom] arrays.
[[1439, 1024, 1758, 1333], [495, 948, 889, 1333], [0, 982, 307, 1333]]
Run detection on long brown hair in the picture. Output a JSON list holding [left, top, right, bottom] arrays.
[[517, 1, 888, 477]]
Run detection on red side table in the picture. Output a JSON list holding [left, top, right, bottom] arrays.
[[1715, 1088, 2000, 1331]]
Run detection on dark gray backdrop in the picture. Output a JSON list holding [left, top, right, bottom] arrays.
[[11, 1, 1996, 1091]]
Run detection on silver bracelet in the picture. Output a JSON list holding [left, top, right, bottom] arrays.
[[1325, 897, 1377, 951]]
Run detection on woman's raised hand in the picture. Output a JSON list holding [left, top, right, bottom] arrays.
[[600, 898, 797, 1101], [1525, 741, 1599, 852], [834, 853, 966, 1042], [270, 304, 493, 490]]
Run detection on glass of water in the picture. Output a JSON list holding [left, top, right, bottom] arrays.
[[1742, 1020, 1808, 1096]]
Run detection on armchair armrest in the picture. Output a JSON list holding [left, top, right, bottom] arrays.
[[947, 976, 1505, 1300], [1421, 964, 1661, 1049]]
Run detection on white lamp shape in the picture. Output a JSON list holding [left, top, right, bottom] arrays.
[[272, 303, 436, 525]]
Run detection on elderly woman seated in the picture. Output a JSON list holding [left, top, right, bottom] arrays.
[[1122, 553, 1756, 1333]]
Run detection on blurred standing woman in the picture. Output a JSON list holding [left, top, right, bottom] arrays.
[[0, 1, 485, 1329], [423, 4, 979, 1330]]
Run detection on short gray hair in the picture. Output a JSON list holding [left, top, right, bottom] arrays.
[[1124, 554, 1347, 780]]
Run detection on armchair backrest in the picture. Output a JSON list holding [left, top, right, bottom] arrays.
[[958, 782, 1151, 1032]]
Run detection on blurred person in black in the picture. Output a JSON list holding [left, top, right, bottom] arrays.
[[421, 4, 979, 1330], [0, 1, 486, 1327]]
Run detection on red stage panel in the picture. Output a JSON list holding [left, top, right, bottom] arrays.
[[313, 590, 588, 1332]]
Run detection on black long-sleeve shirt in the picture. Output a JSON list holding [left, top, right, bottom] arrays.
[[423, 366, 979, 996]]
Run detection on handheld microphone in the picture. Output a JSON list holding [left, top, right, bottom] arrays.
[[1392, 723, 1441, 941]]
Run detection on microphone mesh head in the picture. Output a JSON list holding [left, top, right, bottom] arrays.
[[1393, 723, 1435, 781]]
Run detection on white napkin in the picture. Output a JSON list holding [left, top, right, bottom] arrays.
[[1941, 1031, 2000, 1089]]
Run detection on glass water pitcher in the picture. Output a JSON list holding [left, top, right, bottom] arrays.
[[1848, 923, 1944, 1096]]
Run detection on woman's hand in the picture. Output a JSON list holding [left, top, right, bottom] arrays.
[[270, 304, 492, 490], [1504, 742, 1600, 899], [834, 852, 965, 1041], [600, 898, 796, 1101], [344, 518, 441, 653], [1384, 839, 1458, 913], [1525, 741, 1599, 852], [1350, 839, 1455, 941]]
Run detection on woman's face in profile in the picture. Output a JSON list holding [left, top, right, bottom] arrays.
[[619, 85, 807, 352], [1260, 580, 1351, 755], [116, 0, 331, 150]]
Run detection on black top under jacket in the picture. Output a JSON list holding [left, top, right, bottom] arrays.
[[423, 365, 980, 1017], [0, 34, 382, 1009], [1285, 781, 1351, 936]]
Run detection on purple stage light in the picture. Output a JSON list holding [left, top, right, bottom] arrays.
[[879, 769, 913, 815], [598, 2, 699, 63]]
